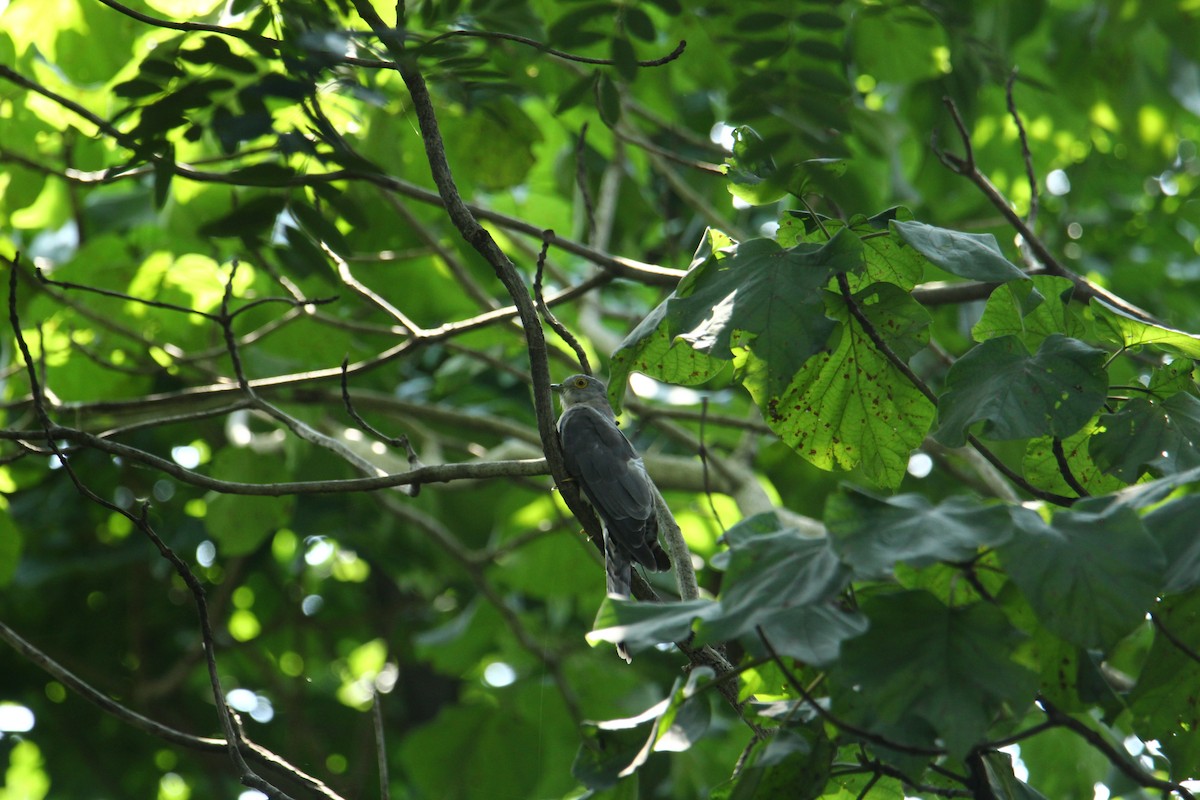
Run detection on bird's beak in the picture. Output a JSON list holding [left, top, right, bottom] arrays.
[[550, 383, 563, 394]]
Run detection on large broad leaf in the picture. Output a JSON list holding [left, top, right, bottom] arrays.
[[1142, 495, 1200, 594], [1128, 590, 1200, 779], [205, 448, 295, 555], [934, 334, 1109, 447], [1089, 392, 1200, 480], [892, 219, 1029, 282], [972, 275, 1086, 348], [832, 589, 1037, 758], [590, 513, 855, 661], [1092, 298, 1200, 358], [824, 486, 1014, 579], [715, 724, 834, 800], [756, 282, 936, 488], [999, 505, 1165, 649], [609, 228, 864, 406]]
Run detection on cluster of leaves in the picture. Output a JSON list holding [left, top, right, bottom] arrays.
[[1, 1, 1199, 799]]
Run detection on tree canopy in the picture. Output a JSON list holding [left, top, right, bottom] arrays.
[[2, 1, 1200, 798]]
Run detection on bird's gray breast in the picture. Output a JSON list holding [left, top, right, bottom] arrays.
[[557, 406, 654, 521]]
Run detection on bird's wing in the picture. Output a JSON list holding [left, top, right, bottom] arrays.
[[558, 406, 655, 524]]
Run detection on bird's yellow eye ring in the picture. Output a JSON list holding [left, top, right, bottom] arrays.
[[573, 377, 588, 388]]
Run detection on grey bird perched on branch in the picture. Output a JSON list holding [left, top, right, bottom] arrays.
[[553, 374, 671, 659]]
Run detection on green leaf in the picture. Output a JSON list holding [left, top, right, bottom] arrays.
[[610, 37, 639, 82], [588, 597, 709, 654], [452, 96, 544, 192], [934, 334, 1109, 447], [1092, 299, 1200, 358], [725, 126, 788, 205], [152, 146, 174, 210], [1089, 392, 1200, 480], [720, 726, 834, 800], [1022, 418, 1125, 498], [596, 71, 621, 126], [1128, 590, 1200, 778], [747, 603, 868, 666], [980, 751, 1050, 800], [779, 208, 922, 291], [892, 220, 1029, 282], [698, 515, 849, 642], [972, 275, 1086, 347], [760, 282, 935, 488], [179, 35, 257, 73], [573, 670, 711, 788], [825, 487, 1014, 579], [1143, 495, 1200, 593], [204, 448, 295, 556], [999, 505, 1165, 648], [623, 6, 656, 41], [591, 513, 853, 660], [833, 590, 1037, 758], [610, 228, 862, 404]]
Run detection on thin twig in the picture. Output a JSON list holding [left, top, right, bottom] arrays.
[[1006, 69, 1039, 231], [420, 29, 686, 68], [1051, 437, 1089, 498], [372, 691, 390, 800], [699, 398, 727, 532], [936, 96, 1158, 325], [533, 231, 592, 375]]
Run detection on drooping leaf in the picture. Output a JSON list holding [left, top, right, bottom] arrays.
[[832, 590, 1037, 758], [825, 486, 1014, 579], [1092, 299, 1200, 358], [999, 505, 1165, 649], [758, 282, 935, 488], [934, 334, 1109, 447], [1089, 392, 1200, 480], [892, 220, 1029, 282]]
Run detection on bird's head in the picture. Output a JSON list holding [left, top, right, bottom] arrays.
[[551, 374, 610, 412]]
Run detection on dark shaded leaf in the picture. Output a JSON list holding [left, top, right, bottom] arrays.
[[825, 486, 1014, 579], [1090, 392, 1200, 480], [934, 334, 1109, 447], [999, 505, 1165, 648], [833, 590, 1037, 758]]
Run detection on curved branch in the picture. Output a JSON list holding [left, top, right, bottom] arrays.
[[421, 29, 686, 68]]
